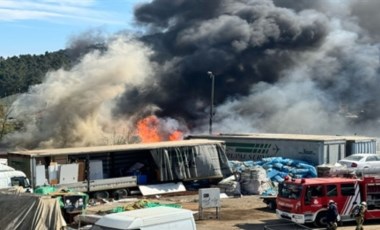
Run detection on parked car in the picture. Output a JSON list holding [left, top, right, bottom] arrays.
[[338, 153, 380, 169]]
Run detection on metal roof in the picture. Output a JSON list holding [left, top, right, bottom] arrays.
[[7, 139, 224, 157], [188, 133, 376, 142]]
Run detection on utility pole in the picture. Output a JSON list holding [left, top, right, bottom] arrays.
[[207, 71, 215, 134]]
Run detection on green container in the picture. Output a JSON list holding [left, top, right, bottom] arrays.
[[144, 202, 182, 209], [34, 186, 57, 195], [111, 206, 125, 213]]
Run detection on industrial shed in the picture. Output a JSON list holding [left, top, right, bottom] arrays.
[[186, 133, 377, 165]]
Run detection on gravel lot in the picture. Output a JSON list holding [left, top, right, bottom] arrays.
[[162, 194, 380, 230], [73, 193, 380, 230]]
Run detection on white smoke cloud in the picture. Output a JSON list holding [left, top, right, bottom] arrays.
[[5, 36, 156, 148]]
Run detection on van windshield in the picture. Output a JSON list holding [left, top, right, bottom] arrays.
[[11, 177, 31, 188], [278, 182, 303, 199], [90, 225, 139, 230]]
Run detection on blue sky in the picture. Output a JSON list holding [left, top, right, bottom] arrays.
[[0, 0, 146, 58]]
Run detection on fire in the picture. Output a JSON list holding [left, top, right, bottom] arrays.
[[169, 130, 183, 141], [136, 115, 183, 143]]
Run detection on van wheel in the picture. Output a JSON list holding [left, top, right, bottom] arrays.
[[94, 191, 109, 200], [314, 212, 327, 227]]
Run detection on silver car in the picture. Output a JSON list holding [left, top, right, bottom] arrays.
[[338, 153, 380, 169]]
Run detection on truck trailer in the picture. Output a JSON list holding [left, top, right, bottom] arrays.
[[6, 139, 232, 198], [186, 133, 377, 165]]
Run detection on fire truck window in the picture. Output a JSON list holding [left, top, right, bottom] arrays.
[[327, 185, 337, 197], [341, 183, 355, 196], [278, 183, 302, 199], [309, 185, 324, 197]]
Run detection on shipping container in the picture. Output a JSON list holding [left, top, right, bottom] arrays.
[[186, 133, 377, 165]]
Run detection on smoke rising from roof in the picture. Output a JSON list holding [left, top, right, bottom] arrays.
[[4, 0, 380, 149], [5, 38, 159, 148]]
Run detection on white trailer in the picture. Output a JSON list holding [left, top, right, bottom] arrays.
[[7, 139, 231, 198], [186, 133, 377, 165], [54, 176, 137, 193]]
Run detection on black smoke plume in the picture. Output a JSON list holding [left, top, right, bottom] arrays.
[[4, 0, 380, 149]]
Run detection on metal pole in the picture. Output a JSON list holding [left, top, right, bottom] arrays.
[[208, 71, 215, 134], [86, 154, 90, 194]]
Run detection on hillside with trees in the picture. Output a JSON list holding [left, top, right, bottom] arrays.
[[0, 44, 108, 143], [0, 47, 101, 142], [0, 50, 73, 98], [0, 42, 107, 98]]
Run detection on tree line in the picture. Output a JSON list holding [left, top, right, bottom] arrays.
[[0, 50, 74, 98], [0, 45, 107, 142], [0, 47, 102, 142], [0, 44, 106, 98]]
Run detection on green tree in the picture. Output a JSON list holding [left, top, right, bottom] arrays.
[[0, 102, 13, 140], [0, 50, 73, 97]]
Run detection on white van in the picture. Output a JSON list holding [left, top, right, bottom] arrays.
[[90, 206, 197, 230], [0, 164, 32, 192]]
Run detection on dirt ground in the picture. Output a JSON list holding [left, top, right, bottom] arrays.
[[160, 194, 380, 230], [75, 193, 380, 230]]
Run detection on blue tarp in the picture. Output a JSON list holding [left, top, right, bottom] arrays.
[[229, 157, 317, 183]]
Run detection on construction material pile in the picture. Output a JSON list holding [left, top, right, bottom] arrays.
[[218, 157, 317, 196]]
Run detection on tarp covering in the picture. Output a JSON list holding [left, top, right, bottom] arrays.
[[0, 192, 66, 230], [226, 157, 318, 196], [229, 157, 317, 183], [150, 143, 232, 181]]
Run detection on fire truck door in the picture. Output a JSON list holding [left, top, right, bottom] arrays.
[[305, 185, 324, 208]]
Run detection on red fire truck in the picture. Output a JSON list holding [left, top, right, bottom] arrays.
[[276, 176, 380, 227]]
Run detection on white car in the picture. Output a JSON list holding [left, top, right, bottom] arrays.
[[338, 153, 380, 169]]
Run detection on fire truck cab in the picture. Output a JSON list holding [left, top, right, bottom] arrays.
[[276, 176, 380, 227]]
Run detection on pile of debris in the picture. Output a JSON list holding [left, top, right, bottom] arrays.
[[92, 199, 182, 215], [217, 157, 317, 196]]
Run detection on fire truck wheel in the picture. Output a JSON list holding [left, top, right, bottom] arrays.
[[268, 200, 276, 210], [314, 212, 327, 227]]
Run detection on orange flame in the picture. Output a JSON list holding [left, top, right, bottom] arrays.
[[136, 115, 162, 143], [136, 115, 183, 143], [169, 130, 183, 141]]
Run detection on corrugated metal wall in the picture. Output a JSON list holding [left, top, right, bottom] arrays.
[[323, 143, 346, 164], [328, 144, 339, 164], [349, 141, 377, 154]]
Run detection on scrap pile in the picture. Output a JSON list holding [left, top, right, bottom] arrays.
[[217, 157, 317, 196], [94, 199, 182, 214]]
